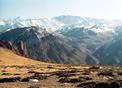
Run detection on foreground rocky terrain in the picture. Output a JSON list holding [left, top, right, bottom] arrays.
[[0, 47, 122, 88]]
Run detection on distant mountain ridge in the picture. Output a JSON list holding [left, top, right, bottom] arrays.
[[1, 15, 122, 33], [0, 16, 65, 33]]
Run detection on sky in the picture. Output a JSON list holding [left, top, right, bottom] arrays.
[[0, 0, 122, 20]]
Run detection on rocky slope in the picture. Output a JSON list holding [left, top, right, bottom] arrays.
[[57, 25, 115, 53], [92, 26, 122, 65], [94, 39, 122, 65], [0, 26, 97, 64]]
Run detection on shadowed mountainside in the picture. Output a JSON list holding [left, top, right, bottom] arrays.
[[0, 26, 98, 64]]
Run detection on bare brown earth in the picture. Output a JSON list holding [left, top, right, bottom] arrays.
[[0, 47, 122, 88]]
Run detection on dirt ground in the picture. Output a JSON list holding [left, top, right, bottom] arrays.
[[0, 76, 77, 88], [0, 65, 122, 88]]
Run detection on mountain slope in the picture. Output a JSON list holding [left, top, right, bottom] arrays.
[[0, 26, 97, 64], [92, 26, 122, 65], [57, 25, 115, 53], [93, 38, 122, 65]]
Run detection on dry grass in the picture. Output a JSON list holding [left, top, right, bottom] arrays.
[[0, 47, 122, 88], [0, 48, 47, 66]]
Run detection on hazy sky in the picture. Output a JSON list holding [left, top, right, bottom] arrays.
[[0, 0, 122, 20]]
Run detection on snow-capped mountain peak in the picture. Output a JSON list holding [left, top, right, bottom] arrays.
[[0, 17, 65, 33], [0, 15, 122, 34]]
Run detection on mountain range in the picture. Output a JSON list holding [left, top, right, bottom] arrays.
[[0, 15, 122, 65]]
